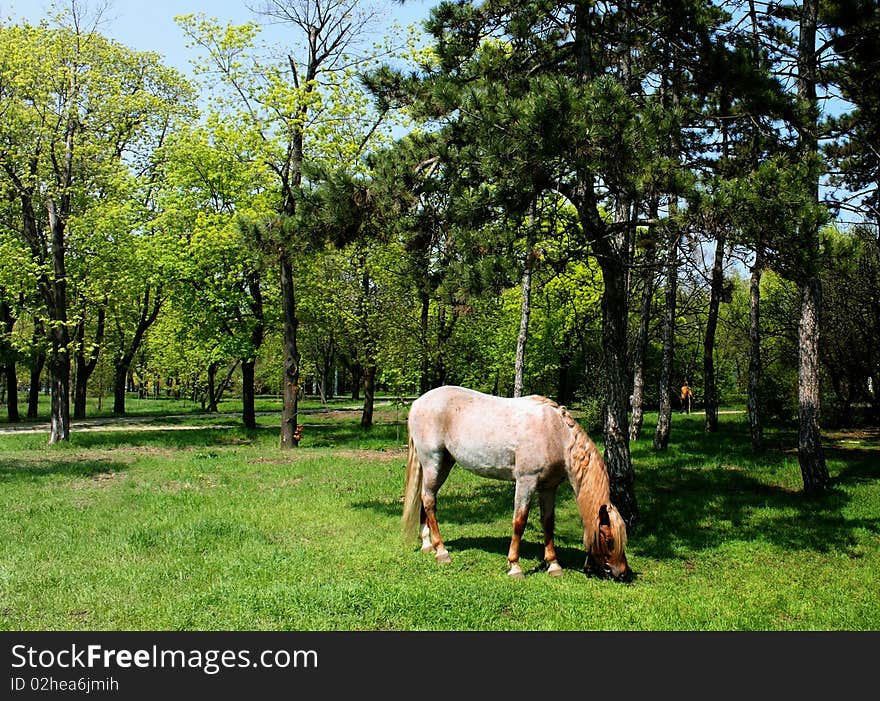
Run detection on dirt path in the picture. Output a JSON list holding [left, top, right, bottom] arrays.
[[0, 402, 399, 436]]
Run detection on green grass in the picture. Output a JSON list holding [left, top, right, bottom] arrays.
[[0, 409, 877, 631]]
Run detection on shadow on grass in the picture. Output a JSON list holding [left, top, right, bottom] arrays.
[[65, 426, 276, 450], [631, 421, 880, 560], [359, 415, 879, 565], [0, 457, 131, 481], [354, 481, 517, 526], [300, 420, 404, 448]]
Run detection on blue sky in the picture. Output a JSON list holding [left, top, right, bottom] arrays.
[[2, 0, 433, 74]]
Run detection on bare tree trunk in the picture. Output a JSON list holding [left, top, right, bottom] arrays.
[[748, 253, 764, 451], [513, 232, 536, 398], [112, 287, 162, 416], [629, 248, 655, 441], [703, 235, 725, 433], [49, 352, 70, 444], [112, 364, 128, 415], [242, 359, 257, 429], [361, 363, 376, 428], [798, 277, 829, 490], [600, 254, 639, 527], [47, 202, 70, 445], [28, 322, 45, 419], [73, 306, 105, 419], [795, 0, 830, 491], [654, 230, 679, 450], [0, 298, 19, 422], [206, 362, 220, 412], [280, 253, 301, 447], [357, 252, 378, 429], [419, 292, 430, 395], [242, 271, 264, 428]]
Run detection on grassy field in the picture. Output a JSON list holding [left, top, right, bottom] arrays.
[[0, 406, 877, 631]]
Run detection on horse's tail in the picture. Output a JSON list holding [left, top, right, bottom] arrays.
[[401, 432, 423, 545]]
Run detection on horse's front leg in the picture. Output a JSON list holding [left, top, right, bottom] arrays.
[[507, 478, 537, 579], [539, 487, 563, 577]]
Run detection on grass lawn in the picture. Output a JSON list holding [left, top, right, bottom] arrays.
[[0, 407, 877, 631]]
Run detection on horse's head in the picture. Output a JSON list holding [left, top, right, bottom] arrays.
[[585, 504, 631, 582]]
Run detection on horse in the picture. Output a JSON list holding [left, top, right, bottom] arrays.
[[402, 385, 630, 581]]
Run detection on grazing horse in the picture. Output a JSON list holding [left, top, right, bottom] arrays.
[[402, 385, 630, 581]]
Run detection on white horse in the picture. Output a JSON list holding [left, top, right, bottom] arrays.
[[402, 385, 630, 580]]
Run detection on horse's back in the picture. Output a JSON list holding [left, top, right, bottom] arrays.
[[408, 386, 567, 478]]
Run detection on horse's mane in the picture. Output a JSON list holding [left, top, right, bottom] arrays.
[[525, 396, 627, 556]]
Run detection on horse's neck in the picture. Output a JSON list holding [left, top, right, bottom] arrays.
[[563, 427, 610, 539]]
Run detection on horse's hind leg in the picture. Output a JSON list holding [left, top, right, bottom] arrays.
[[539, 487, 563, 577], [419, 504, 433, 554], [421, 451, 453, 564]]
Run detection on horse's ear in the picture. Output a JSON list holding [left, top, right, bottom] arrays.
[[598, 504, 610, 526]]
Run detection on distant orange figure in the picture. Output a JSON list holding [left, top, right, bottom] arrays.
[[680, 381, 693, 414]]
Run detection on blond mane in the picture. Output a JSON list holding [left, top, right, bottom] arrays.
[[526, 396, 627, 556]]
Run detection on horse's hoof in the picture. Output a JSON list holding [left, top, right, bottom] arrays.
[[421, 544, 435, 554], [508, 564, 524, 580], [547, 562, 563, 577], [435, 550, 451, 564]]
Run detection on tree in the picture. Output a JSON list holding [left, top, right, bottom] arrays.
[[158, 120, 275, 427], [792, 0, 831, 490], [0, 8, 192, 440], [178, 0, 399, 447]]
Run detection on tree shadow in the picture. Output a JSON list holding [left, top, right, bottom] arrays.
[[440, 535, 594, 574], [0, 457, 132, 482], [632, 444, 879, 561], [357, 416, 879, 567], [300, 420, 403, 448], [67, 426, 273, 450], [353, 481, 517, 524]]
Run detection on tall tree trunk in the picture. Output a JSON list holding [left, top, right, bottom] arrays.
[[795, 0, 830, 491], [0, 298, 19, 422], [206, 361, 219, 412], [279, 252, 301, 448], [27, 322, 45, 420], [798, 277, 829, 490], [361, 363, 376, 429], [112, 364, 127, 415], [748, 253, 764, 451], [112, 286, 163, 416], [599, 254, 639, 527], [73, 306, 105, 420], [419, 292, 430, 395], [629, 247, 655, 441], [242, 359, 257, 429], [513, 241, 536, 398], [47, 202, 70, 445], [654, 230, 680, 450], [703, 235, 725, 433], [49, 350, 70, 444], [204, 360, 239, 412], [358, 252, 377, 429], [241, 270, 264, 429], [3, 366, 17, 422]]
